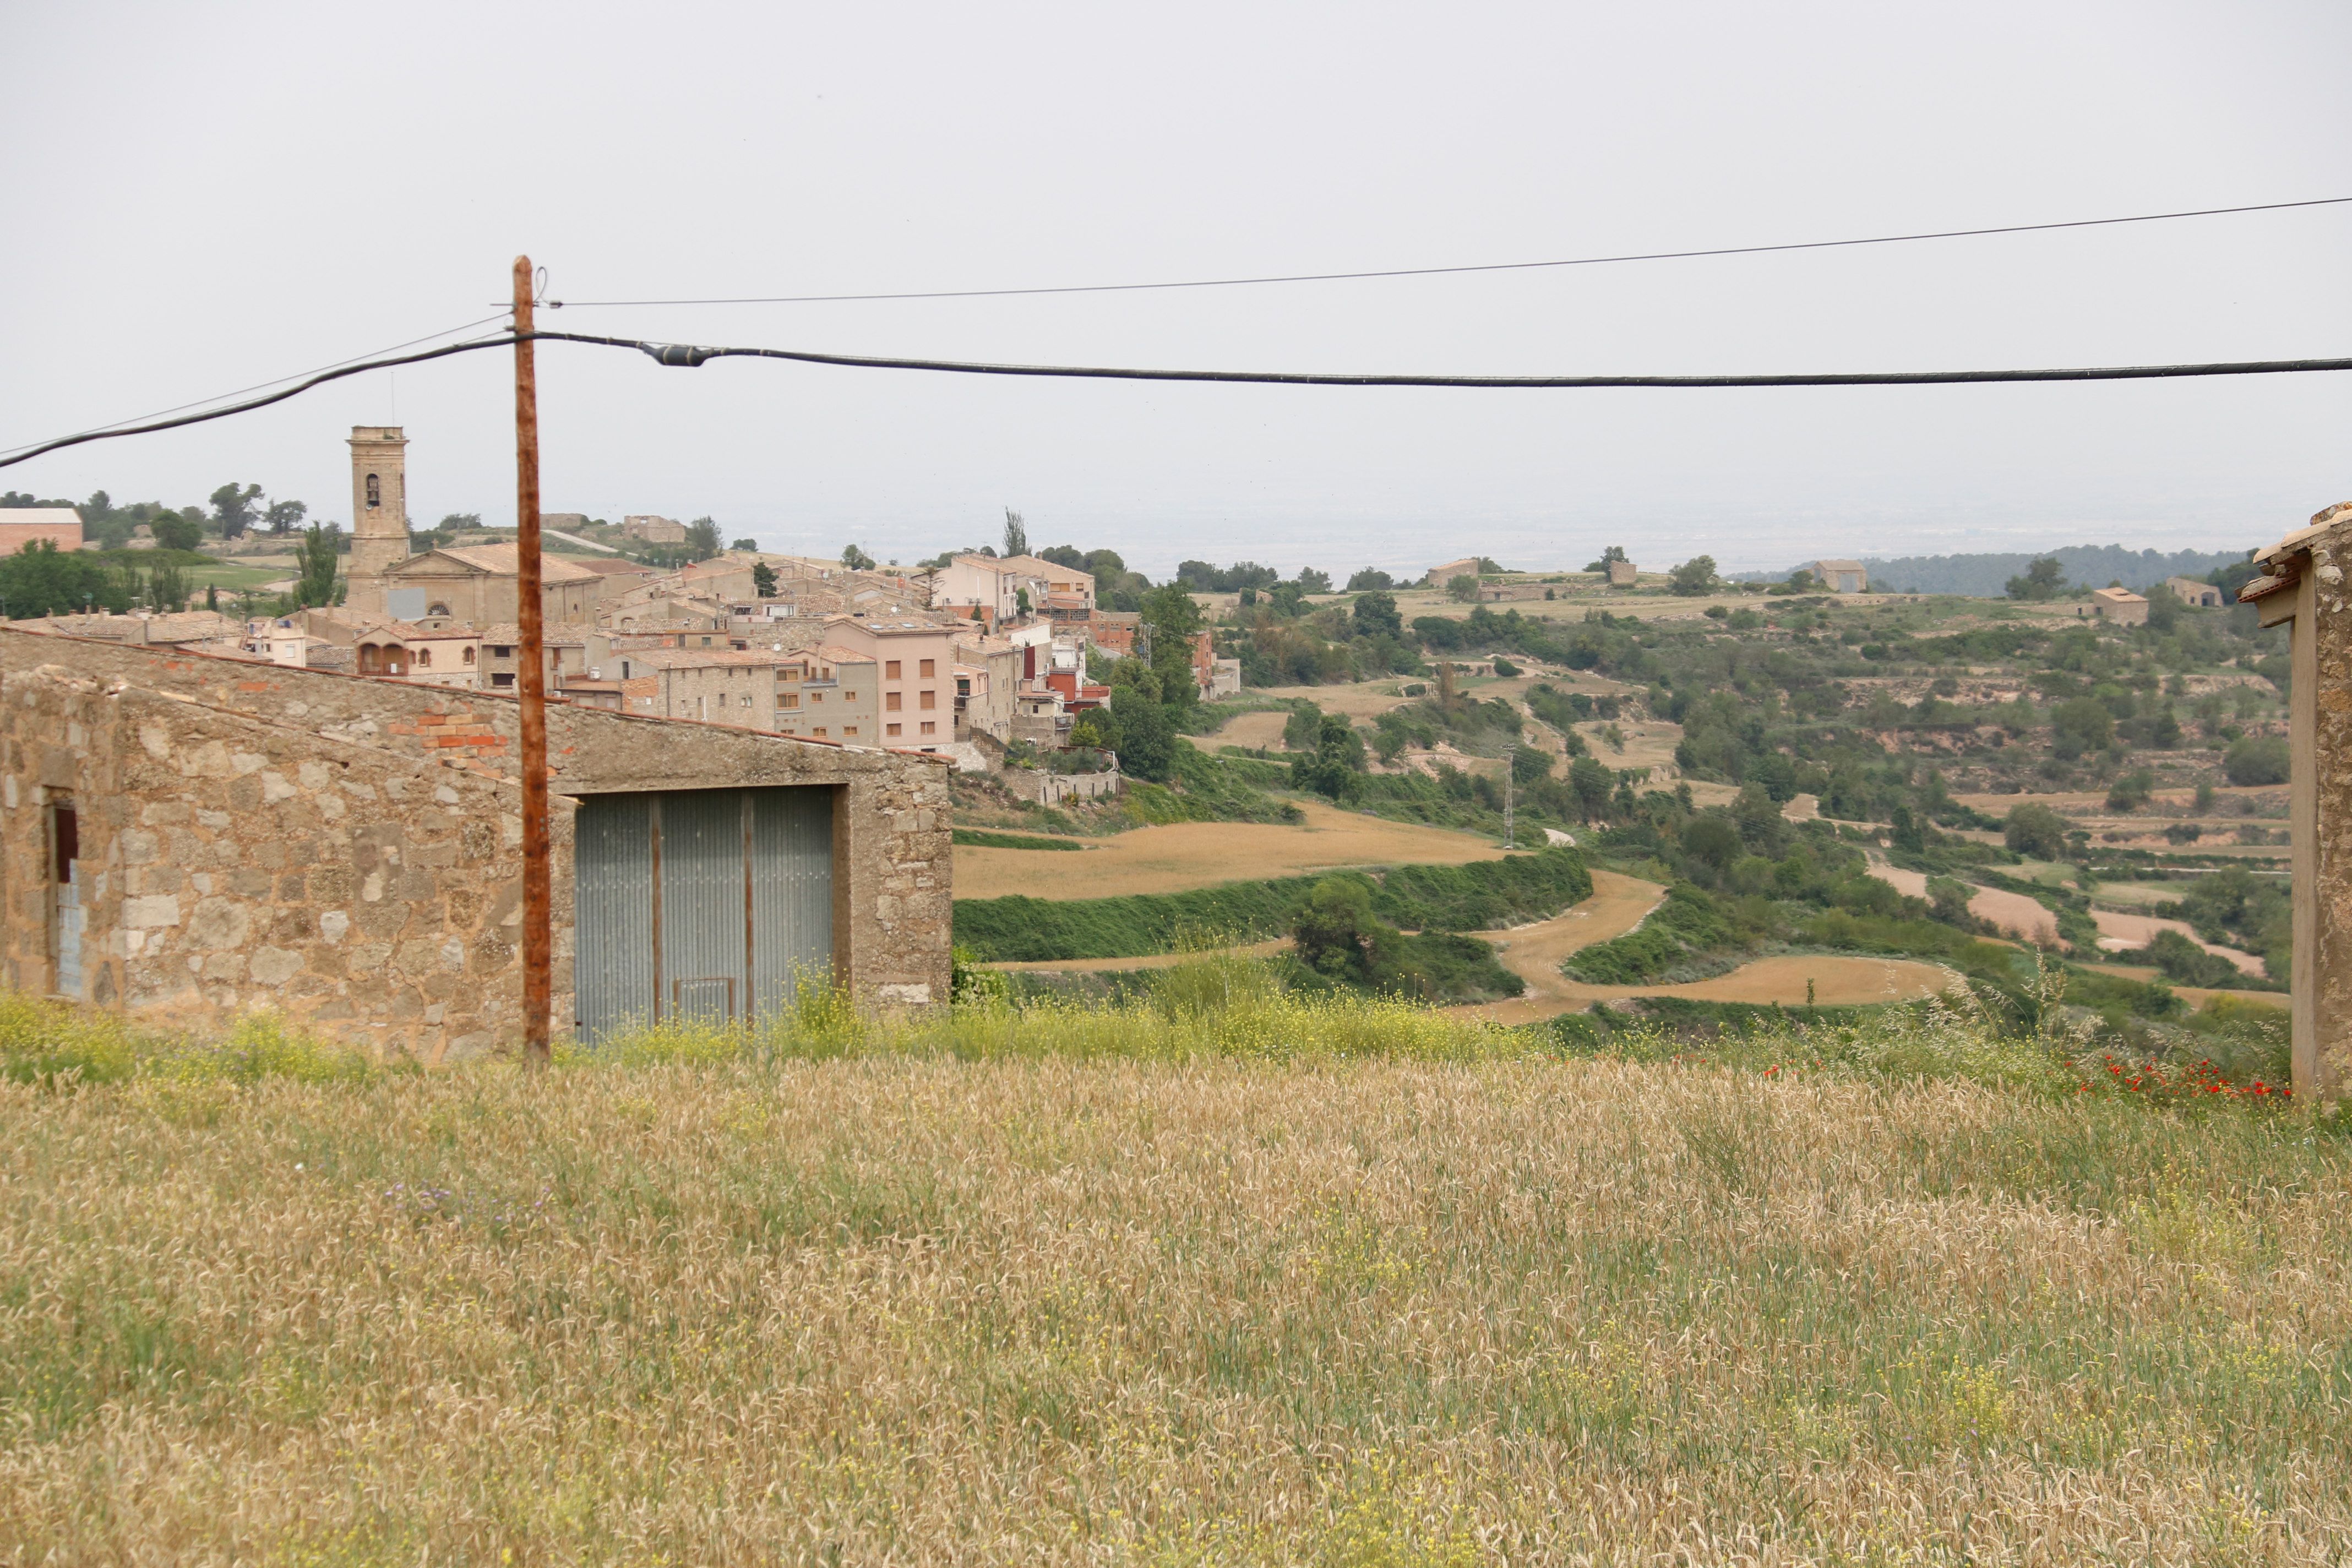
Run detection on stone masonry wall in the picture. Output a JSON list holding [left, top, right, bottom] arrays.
[[1, 661, 556, 1060], [2304, 524, 2352, 1095]]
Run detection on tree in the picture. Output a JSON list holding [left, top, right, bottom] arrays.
[[1140, 580, 1204, 646], [146, 556, 190, 612], [1295, 567, 1332, 594], [1107, 685, 1173, 780], [1567, 755, 1614, 820], [2104, 769, 2155, 813], [265, 499, 309, 535], [296, 522, 342, 608], [1585, 546, 1628, 571], [683, 517, 723, 560], [2050, 698, 2114, 760], [1346, 568, 1394, 591], [209, 482, 263, 540], [2004, 802, 2071, 859], [752, 561, 778, 597], [1785, 568, 1819, 591], [1068, 707, 1119, 752], [1446, 574, 1480, 603], [731, 536, 759, 552], [2005, 557, 2066, 601], [1291, 876, 1398, 982], [152, 510, 203, 552], [841, 543, 877, 571], [1002, 508, 1027, 559], [2224, 736, 2290, 787], [1668, 556, 1718, 596], [436, 511, 480, 534], [0, 539, 130, 618], [1291, 714, 1366, 801], [1351, 590, 1402, 639]]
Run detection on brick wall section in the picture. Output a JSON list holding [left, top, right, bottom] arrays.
[[0, 627, 952, 1055]]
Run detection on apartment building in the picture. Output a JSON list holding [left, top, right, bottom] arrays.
[[822, 615, 958, 749]]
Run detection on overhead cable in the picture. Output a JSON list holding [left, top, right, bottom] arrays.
[[538, 195, 2352, 308], [0, 313, 515, 461], [6, 329, 2352, 472]]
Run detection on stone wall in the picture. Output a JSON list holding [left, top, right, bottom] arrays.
[[1, 660, 548, 1060], [0, 628, 953, 1054]]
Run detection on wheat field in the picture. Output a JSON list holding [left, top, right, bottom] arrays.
[[3, 994, 2349, 1564]]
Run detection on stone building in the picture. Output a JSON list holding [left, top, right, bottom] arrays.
[[0, 626, 951, 1060], [2083, 586, 2149, 626], [361, 545, 605, 625], [2240, 502, 2352, 1098], [1607, 559, 1638, 587], [1425, 556, 1483, 589], [2166, 575, 2224, 608], [1809, 559, 1868, 594]]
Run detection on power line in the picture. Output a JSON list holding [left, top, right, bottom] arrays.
[[556, 331, 2352, 391], [539, 196, 2352, 308], [7, 328, 2352, 472], [0, 312, 515, 462]]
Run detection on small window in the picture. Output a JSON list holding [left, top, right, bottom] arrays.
[[885, 660, 902, 679], [427, 602, 451, 618], [886, 722, 902, 737], [919, 658, 935, 677], [814, 726, 827, 737], [918, 690, 935, 710], [919, 721, 935, 736], [740, 694, 753, 707], [462, 646, 476, 665], [843, 725, 858, 736], [885, 692, 902, 712], [414, 647, 432, 668], [811, 692, 823, 703], [365, 473, 381, 508], [843, 690, 857, 701], [778, 693, 799, 709]]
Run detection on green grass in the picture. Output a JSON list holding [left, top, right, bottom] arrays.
[[952, 827, 1088, 851], [954, 847, 1593, 962]]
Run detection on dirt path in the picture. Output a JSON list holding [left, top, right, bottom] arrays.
[[1861, 861, 2060, 943], [2089, 910, 2267, 976], [954, 801, 1508, 901], [1455, 869, 1957, 1023]]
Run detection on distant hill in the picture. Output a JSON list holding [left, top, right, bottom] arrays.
[[1732, 545, 2252, 597]]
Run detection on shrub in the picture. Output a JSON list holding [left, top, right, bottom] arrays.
[[2224, 735, 2290, 787], [2005, 803, 2072, 859]]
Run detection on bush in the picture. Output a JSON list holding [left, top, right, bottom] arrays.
[[2224, 735, 2290, 787], [2005, 803, 2072, 859]]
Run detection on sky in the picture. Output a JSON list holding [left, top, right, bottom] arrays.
[[4, 1, 2349, 580]]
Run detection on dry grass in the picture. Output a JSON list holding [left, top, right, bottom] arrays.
[[4, 989, 2351, 1564], [954, 800, 1507, 901]]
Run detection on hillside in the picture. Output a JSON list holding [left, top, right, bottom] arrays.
[[1735, 544, 2252, 596]]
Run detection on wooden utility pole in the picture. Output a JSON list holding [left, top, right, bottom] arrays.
[[513, 256, 552, 1061]]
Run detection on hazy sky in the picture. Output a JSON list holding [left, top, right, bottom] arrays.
[[5, 1, 2349, 578]]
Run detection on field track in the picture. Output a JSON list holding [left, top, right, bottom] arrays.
[[1460, 869, 1956, 1023], [953, 801, 1506, 901]]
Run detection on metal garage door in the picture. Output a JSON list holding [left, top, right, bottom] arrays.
[[573, 787, 834, 1042]]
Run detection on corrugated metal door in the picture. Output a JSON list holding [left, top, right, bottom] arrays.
[[749, 787, 834, 1017], [572, 787, 834, 1043]]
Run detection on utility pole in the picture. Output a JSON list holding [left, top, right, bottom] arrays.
[[513, 256, 551, 1062]]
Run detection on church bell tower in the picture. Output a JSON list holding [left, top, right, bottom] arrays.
[[345, 426, 411, 612]]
